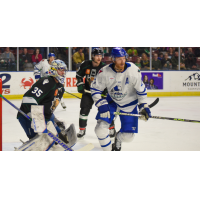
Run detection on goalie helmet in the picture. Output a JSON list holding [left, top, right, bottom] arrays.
[[111, 47, 128, 61], [49, 60, 67, 84]]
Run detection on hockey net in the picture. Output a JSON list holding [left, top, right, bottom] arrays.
[[0, 78, 2, 151]]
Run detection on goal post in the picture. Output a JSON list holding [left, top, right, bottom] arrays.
[[0, 78, 2, 151]]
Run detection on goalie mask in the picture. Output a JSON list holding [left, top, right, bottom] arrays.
[[49, 60, 68, 84]]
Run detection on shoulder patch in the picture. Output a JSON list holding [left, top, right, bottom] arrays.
[[98, 69, 103, 74], [43, 79, 49, 85], [54, 89, 58, 96], [86, 69, 90, 74]]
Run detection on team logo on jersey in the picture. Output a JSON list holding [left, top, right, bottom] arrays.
[[125, 77, 129, 85], [20, 77, 34, 89], [54, 89, 58, 96], [110, 85, 127, 101], [43, 79, 49, 85], [132, 127, 136, 131], [98, 69, 103, 74], [86, 69, 90, 74]]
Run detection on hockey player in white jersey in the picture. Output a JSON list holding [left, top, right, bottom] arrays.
[[90, 47, 151, 151], [34, 53, 66, 109]]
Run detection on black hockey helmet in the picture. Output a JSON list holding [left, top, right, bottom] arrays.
[[92, 48, 103, 58]]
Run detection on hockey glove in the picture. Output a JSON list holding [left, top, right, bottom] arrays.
[[138, 103, 151, 121], [77, 82, 85, 94], [95, 99, 110, 118]]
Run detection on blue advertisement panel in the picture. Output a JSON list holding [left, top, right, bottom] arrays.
[[141, 72, 163, 90]]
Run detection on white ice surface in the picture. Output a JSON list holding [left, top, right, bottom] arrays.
[[2, 97, 200, 151]]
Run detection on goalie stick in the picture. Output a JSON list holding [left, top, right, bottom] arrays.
[[0, 94, 94, 151], [65, 89, 91, 99]]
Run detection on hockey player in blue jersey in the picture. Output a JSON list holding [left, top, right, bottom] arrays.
[[90, 47, 151, 151]]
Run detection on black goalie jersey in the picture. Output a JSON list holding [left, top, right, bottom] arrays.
[[76, 60, 106, 90], [17, 76, 65, 121]]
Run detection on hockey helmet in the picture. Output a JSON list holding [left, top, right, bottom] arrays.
[[92, 48, 103, 57], [111, 47, 128, 61], [48, 53, 56, 58]]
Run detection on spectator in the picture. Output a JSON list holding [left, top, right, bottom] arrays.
[[143, 75, 149, 88], [0, 47, 16, 71], [147, 79, 158, 89], [102, 47, 110, 56], [161, 53, 172, 70], [180, 48, 186, 70], [168, 47, 174, 59], [83, 47, 89, 60], [19, 48, 33, 71], [73, 47, 84, 71], [32, 48, 42, 65], [171, 51, 178, 70], [140, 53, 150, 70], [195, 47, 200, 57], [136, 47, 149, 57], [185, 48, 197, 70], [159, 47, 167, 54], [72, 47, 77, 55], [152, 53, 162, 70], [158, 53, 163, 61], [127, 47, 138, 56], [135, 57, 141, 69]]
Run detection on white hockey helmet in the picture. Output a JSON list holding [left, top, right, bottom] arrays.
[[49, 60, 68, 84]]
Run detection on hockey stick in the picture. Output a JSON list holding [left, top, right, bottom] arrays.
[[65, 91, 81, 99], [113, 112, 200, 123], [149, 98, 159, 108], [65, 89, 91, 99]]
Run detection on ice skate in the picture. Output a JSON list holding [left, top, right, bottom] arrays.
[[112, 132, 121, 151], [77, 129, 86, 139]]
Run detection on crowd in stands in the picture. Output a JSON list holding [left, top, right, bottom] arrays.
[[101, 47, 200, 71], [0, 47, 47, 71], [1, 47, 200, 71]]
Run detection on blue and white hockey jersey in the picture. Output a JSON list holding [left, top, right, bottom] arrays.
[[34, 59, 51, 80], [90, 62, 147, 112]]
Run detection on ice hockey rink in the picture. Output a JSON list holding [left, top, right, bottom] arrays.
[[2, 96, 200, 151]]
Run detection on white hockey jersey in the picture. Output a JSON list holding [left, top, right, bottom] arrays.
[[34, 59, 51, 80], [90, 62, 148, 112]]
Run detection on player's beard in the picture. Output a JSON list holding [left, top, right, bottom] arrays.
[[93, 59, 101, 65], [115, 62, 126, 72]]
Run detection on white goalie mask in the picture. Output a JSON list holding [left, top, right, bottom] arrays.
[[49, 60, 68, 84]]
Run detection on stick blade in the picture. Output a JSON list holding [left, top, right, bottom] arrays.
[[75, 143, 94, 151]]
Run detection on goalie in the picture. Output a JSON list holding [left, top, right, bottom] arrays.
[[16, 60, 77, 151]]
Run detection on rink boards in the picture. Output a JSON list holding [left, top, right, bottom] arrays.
[[0, 71, 200, 99]]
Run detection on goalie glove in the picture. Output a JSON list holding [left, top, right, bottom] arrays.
[[54, 117, 66, 131], [138, 103, 151, 121], [95, 99, 110, 118]]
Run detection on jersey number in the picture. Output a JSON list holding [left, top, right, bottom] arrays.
[[32, 87, 43, 97]]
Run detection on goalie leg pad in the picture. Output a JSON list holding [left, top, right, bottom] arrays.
[[95, 119, 111, 151], [15, 133, 55, 151]]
